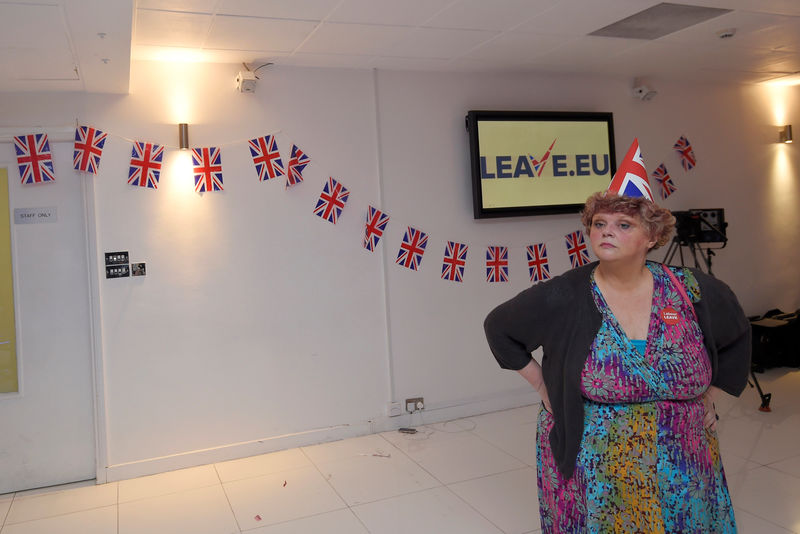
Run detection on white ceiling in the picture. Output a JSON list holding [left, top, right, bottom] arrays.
[[2, 0, 800, 94]]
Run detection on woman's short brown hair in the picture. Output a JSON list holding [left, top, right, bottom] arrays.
[[580, 192, 675, 249]]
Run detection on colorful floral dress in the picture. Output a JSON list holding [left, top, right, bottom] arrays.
[[536, 263, 736, 533]]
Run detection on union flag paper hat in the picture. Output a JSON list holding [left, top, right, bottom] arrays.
[[606, 138, 654, 202]]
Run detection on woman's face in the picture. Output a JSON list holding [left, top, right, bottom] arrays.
[[589, 211, 655, 265]]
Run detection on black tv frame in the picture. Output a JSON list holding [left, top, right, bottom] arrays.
[[466, 110, 616, 219]]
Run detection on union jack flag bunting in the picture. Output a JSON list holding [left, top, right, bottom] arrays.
[[673, 135, 696, 171], [286, 144, 309, 188], [486, 246, 509, 283], [363, 206, 390, 251], [565, 230, 590, 268], [396, 227, 428, 271], [441, 241, 468, 282], [73, 126, 107, 174], [128, 142, 164, 189], [313, 177, 350, 224], [526, 243, 551, 283], [248, 135, 284, 182], [652, 163, 677, 200], [192, 147, 224, 193], [14, 133, 56, 185]]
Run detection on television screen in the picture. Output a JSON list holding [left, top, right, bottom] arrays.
[[466, 110, 616, 218]]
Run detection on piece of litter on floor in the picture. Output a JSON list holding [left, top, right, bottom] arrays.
[[372, 450, 391, 458], [254, 515, 262, 521], [283, 480, 287, 487]]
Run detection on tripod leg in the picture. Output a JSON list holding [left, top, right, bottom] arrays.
[[748, 368, 772, 412]]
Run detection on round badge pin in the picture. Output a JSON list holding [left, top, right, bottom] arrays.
[[660, 307, 680, 325]]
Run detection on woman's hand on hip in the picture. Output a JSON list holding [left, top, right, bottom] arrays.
[[703, 385, 722, 430]]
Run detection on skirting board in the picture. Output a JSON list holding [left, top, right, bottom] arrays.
[[103, 387, 539, 483]]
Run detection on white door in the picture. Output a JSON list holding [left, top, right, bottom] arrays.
[[0, 156, 96, 492]]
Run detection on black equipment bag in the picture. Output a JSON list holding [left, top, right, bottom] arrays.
[[750, 309, 800, 370]]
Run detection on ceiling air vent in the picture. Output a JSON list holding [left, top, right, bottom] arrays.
[[589, 2, 732, 40]]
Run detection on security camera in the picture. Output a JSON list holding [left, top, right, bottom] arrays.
[[632, 84, 657, 101], [235, 70, 257, 93]]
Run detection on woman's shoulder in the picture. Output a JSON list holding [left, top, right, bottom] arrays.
[[511, 261, 596, 306]]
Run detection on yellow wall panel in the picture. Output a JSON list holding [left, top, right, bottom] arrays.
[[0, 168, 18, 393]]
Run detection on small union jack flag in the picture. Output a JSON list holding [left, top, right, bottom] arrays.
[[652, 163, 677, 200], [526, 243, 551, 283], [486, 246, 509, 283], [286, 144, 309, 188], [363, 206, 390, 251], [192, 147, 224, 193], [248, 135, 284, 182], [441, 241, 468, 283], [14, 133, 56, 185], [128, 142, 164, 189], [565, 230, 590, 268], [673, 135, 696, 171], [396, 227, 428, 271], [73, 126, 107, 174], [313, 177, 350, 224]]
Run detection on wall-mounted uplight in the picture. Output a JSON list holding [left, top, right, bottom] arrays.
[[779, 125, 793, 143], [178, 123, 189, 150]]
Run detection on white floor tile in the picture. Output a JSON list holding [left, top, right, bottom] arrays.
[[118, 464, 220, 503], [729, 465, 800, 533], [352, 486, 503, 534], [247, 509, 369, 533], [735, 508, 795, 534], [118, 484, 238, 534], [0, 505, 116, 534], [380, 422, 475, 450], [313, 449, 440, 506], [383, 429, 525, 484], [718, 412, 800, 466], [5, 482, 117, 525], [469, 405, 539, 427], [449, 467, 540, 534], [302, 434, 395, 465], [215, 448, 312, 483], [222, 465, 345, 530], [768, 454, 800, 479], [0, 492, 13, 524], [469, 415, 538, 466]]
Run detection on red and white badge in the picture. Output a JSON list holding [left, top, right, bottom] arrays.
[[660, 307, 680, 325]]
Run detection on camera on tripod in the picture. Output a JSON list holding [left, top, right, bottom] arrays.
[[672, 209, 727, 245], [664, 208, 727, 275]]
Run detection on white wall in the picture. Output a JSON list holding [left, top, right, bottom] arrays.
[[1, 62, 798, 482]]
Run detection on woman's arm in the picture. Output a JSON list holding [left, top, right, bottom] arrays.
[[517, 359, 551, 412]]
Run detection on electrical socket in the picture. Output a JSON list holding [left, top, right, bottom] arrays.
[[405, 397, 424, 413]]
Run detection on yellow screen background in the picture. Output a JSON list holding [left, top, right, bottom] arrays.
[[479, 121, 612, 209]]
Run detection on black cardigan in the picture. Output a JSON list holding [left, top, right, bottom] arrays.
[[483, 261, 751, 479]]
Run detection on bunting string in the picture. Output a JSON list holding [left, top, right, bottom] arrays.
[[10, 122, 698, 286]]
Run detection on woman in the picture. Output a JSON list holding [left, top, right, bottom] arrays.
[[484, 190, 751, 533]]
